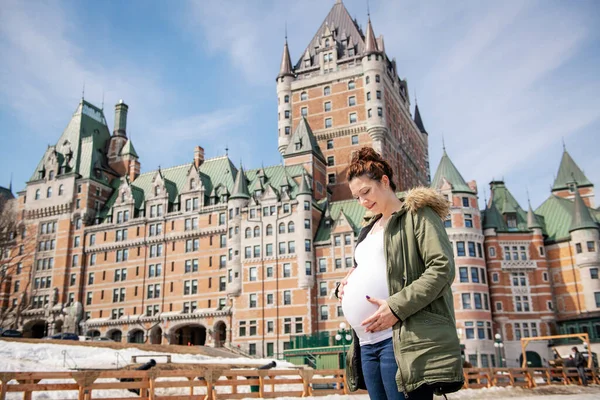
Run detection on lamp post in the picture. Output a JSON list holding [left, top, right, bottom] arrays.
[[335, 322, 352, 368], [494, 333, 504, 368]]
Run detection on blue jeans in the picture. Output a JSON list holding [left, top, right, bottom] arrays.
[[360, 337, 406, 400]]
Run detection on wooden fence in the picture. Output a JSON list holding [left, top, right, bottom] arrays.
[[0, 367, 598, 400]]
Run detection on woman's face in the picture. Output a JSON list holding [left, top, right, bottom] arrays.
[[349, 174, 390, 214]]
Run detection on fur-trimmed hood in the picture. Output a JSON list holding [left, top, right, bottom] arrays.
[[363, 187, 450, 225], [400, 187, 450, 218]]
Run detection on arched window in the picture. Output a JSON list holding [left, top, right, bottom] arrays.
[[155, 186, 160, 196], [245, 228, 252, 238], [254, 226, 260, 237], [190, 178, 196, 190], [301, 92, 308, 101], [266, 224, 273, 236], [279, 222, 285, 234], [325, 38, 330, 48], [58, 185, 64, 196], [35, 189, 40, 200], [324, 86, 331, 96], [288, 221, 295, 233], [46, 187, 52, 198], [284, 95, 289, 103], [348, 80, 355, 90], [48, 171, 54, 180]]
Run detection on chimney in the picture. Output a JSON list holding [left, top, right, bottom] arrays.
[[129, 158, 140, 182], [194, 146, 205, 168], [113, 100, 129, 137]]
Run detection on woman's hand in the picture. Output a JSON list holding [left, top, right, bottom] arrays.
[[338, 279, 348, 301], [361, 296, 399, 332]]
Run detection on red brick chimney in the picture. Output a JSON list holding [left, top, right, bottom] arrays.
[[129, 158, 140, 182], [194, 146, 205, 168]]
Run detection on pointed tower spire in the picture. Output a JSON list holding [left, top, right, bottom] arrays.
[[414, 104, 427, 134], [552, 148, 592, 191], [298, 169, 312, 195], [230, 165, 250, 200], [569, 186, 597, 233], [364, 16, 379, 55], [431, 149, 474, 193], [527, 200, 542, 230], [277, 37, 294, 79]]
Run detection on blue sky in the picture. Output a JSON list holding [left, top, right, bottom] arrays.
[[1, 0, 599, 209]]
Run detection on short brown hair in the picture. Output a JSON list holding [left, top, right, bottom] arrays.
[[347, 147, 396, 191]]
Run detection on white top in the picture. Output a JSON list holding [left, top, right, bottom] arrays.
[[341, 229, 393, 345]]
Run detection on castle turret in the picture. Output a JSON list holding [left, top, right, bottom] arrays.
[[297, 170, 314, 289], [568, 187, 600, 312], [227, 165, 250, 296], [361, 17, 387, 154], [277, 38, 294, 156]]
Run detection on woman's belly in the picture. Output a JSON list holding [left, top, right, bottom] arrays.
[[341, 263, 392, 345]]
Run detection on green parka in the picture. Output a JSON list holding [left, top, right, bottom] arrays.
[[345, 187, 463, 395]]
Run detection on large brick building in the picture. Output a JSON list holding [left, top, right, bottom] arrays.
[[1, 1, 598, 366]]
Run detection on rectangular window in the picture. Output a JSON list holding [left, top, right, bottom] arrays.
[[283, 263, 291, 278], [325, 118, 332, 128], [320, 305, 328, 320], [459, 267, 468, 283], [587, 241, 596, 252], [462, 197, 469, 207], [305, 261, 312, 275], [471, 267, 479, 283], [456, 242, 465, 256], [301, 107, 308, 117], [462, 293, 471, 309], [305, 239, 311, 252], [249, 267, 257, 282], [591, 268, 599, 279], [352, 135, 358, 145], [324, 102, 332, 112], [249, 294, 257, 308], [349, 113, 357, 124], [595, 292, 600, 307], [288, 241, 295, 253], [468, 242, 476, 257], [576, 243, 582, 254], [327, 156, 334, 166], [474, 293, 482, 309], [465, 214, 473, 228], [319, 258, 327, 273], [348, 96, 356, 106], [345, 257, 353, 268], [335, 258, 342, 269], [283, 290, 291, 305], [320, 282, 327, 296]]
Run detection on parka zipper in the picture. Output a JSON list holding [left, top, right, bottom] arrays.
[[382, 213, 409, 398]]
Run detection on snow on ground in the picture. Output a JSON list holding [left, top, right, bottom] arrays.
[[1, 340, 599, 399]]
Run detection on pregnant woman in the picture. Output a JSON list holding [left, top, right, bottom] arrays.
[[338, 147, 463, 400]]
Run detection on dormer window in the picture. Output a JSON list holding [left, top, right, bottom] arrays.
[[295, 138, 303, 151], [304, 60, 310, 68], [325, 38, 330, 48], [568, 183, 576, 193], [348, 47, 355, 56], [190, 178, 196, 190], [155, 186, 160, 196], [48, 171, 54, 180], [505, 213, 517, 229], [121, 192, 126, 202]]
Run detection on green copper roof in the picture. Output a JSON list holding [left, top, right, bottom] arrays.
[[30, 100, 111, 184], [536, 194, 599, 242], [283, 117, 325, 162], [482, 201, 505, 230], [569, 189, 598, 233], [431, 149, 474, 193], [121, 139, 138, 158], [315, 198, 366, 242], [245, 164, 306, 198], [552, 149, 592, 190], [230, 165, 250, 199], [482, 181, 529, 232]]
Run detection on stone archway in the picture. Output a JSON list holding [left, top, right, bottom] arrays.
[[128, 329, 145, 343], [53, 319, 64, 334], [149, 326, 163, 345], [173, 324, 206, 346], [107, 329, 122, 342], [214, 321, 227, 347], [23, 320, 46, 338], [520, 351, 543, 368]]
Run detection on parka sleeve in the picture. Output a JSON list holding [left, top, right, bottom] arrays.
[[386, 206, 455, 322]]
